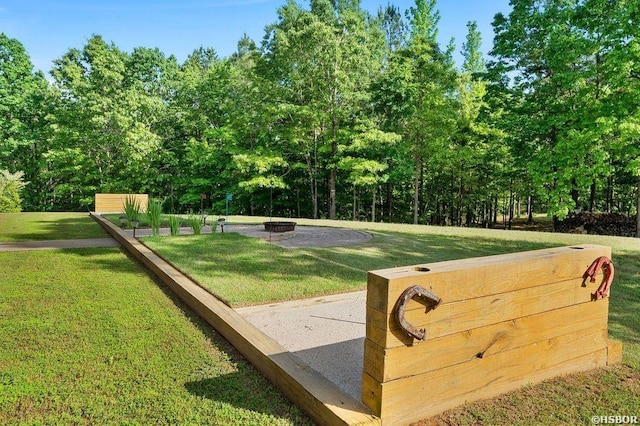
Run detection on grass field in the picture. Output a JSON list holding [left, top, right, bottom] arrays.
[[0, 218, 310, 425]]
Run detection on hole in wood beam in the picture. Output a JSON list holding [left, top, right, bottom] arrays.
[[414, 267, 431, 272]]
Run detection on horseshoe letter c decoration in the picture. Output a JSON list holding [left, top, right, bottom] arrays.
[[393, 285, 442, 341]]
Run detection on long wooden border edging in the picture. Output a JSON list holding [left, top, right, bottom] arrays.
[[90, 213, 379, 426]]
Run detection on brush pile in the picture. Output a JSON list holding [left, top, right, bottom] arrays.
[[554, 212, 637, 237]]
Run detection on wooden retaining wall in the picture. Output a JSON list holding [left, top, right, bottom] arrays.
[[362, 244, 622, 425], [94, 193, 148, 213], [90, 213, 379, 426]]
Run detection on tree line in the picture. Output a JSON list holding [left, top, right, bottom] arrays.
[[1, 0, 638, 231]]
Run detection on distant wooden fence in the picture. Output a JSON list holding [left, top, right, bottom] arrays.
[[94, 193, 148, 213], [362, 244, 622, 425]]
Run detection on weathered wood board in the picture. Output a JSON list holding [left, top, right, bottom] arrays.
[[94, 193, 148, 213], [362, 244, 622, 425]]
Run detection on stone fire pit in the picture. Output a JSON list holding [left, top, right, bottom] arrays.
[[263, 221, 296, 233]]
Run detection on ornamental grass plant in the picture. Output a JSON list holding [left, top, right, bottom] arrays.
[[168, 214, 181, 236], [188, 212, 202, 235], [122, 195, 141, 228], [146, 198, 163, 236]]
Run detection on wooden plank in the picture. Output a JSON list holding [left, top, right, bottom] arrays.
[[362, 334, 608, 425], [363, 300, 609, 382], [91, 213, 379, 426], [367, 244, 611, 313], [366, 276, 605, 348], [95, 193, 148, 213], [607, 339, 623, 365]]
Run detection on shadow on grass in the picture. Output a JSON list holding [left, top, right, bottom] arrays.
[[304, 231, 558, 273], [36, 215, 109, 239], [146, 231, 558, 288], [184, 370, 312, 422], [143, 233, 367, 306], [0, 214, 109, 241]]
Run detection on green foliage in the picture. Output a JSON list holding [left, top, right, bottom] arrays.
[[168, 214, 181, 235], [0, 34, 49, 211], [187, 212, 202, 235], [407, 0, 440, 45], [490, 0, 640, 220], [234, 152, 288, 192], [3, 1, 640, 228], [122, 195, 141, 228], [0, 170, 27, 212], [262, 0, 387, 219], [146, 198, 163, 236]]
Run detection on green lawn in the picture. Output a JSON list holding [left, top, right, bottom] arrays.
[[0, 215, 310, 425], [0, 249, 310, 425], [0, 212, 109, 241], [143, 233, 365, 306], [142, 231, 558, 307]]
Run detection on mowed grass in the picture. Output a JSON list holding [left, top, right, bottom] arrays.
[[143, 233, 365, 306], [142, 231, 562, 307], [0, 212, 109, 241], [0, 219, 310, 424], [144, 219, 640, 424]]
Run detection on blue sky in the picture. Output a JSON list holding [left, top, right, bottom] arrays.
[[0, 0, 512, 74]]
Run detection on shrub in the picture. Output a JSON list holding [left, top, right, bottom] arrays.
[[122, 196, 141, 228], [0, 170, 27, 213]]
